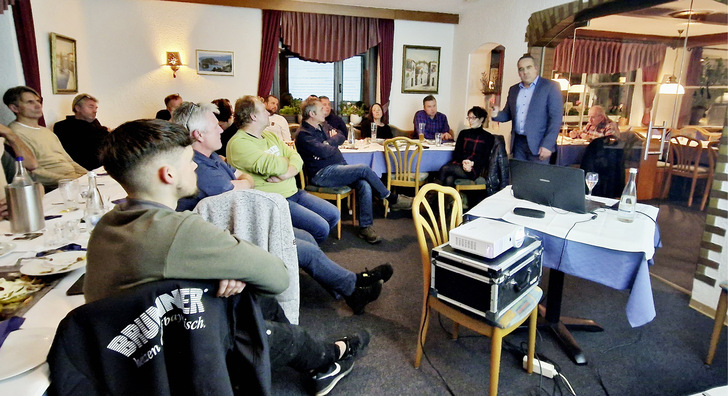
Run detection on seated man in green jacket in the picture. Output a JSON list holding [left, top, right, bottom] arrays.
[[86, 119, 370, 395], [226, 95, 339, 244]]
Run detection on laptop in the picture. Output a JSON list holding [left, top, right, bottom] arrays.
[[509, 159, 604, 214]]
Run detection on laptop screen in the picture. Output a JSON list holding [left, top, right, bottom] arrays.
[[509, 159, 587, 214]]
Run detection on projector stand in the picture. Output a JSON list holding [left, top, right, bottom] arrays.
[[538, 269, 603, 365]]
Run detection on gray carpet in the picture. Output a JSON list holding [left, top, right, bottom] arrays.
[[270, 199, 727, 395]]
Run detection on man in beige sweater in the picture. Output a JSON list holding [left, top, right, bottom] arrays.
[[3, 86, 86, 188]]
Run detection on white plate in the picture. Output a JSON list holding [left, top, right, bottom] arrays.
[[20, 251, 86, 276], [0, 327, 55, 381], [0, 242, 16, 257]]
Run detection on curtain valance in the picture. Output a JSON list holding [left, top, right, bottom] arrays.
[[280, 11, 381, 63], [1, 0, 14, 14], [553, 38, 666, 74]]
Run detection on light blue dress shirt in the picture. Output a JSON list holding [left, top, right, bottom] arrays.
[[514, 76, 539, 135]]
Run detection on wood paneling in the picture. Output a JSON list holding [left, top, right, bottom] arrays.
[[164, 0, 459, 24]]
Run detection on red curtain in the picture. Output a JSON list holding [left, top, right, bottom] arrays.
[[377, 19, 393, 118], [1, 0, 14, 14], [11, 0, 44, 126], [257, 10, 281, 98], [280, 12, 380, 63]]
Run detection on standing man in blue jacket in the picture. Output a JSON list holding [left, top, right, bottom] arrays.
[[492, 55, 563, 163]]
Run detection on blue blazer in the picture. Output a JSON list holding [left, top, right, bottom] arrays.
[[493, 77, 563, 155]]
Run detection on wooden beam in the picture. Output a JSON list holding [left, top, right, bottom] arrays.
[[163, 0, 459, 24]]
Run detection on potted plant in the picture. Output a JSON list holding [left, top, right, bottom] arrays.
[[690, 58, 727, 125], [279, 98, 302, 123], [339, 102, 366, 125]]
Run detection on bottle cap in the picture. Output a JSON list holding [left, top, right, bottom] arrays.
[[629, 168, 637, 173], [15, 156, 23, 161]]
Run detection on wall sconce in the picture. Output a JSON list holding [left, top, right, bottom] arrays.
[[166, 52, 181, 78]]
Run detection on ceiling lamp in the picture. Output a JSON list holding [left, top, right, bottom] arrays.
[[567, 84, 585, 94], [659, 75, 685, 95], [553, 78, 570, 91]]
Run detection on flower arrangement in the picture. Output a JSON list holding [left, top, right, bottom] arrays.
[[339, 102, 366, 116]]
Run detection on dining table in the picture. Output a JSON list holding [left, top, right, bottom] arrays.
[[554, 135, 590, 166], [0, 171, 126, 395], [340, 138, 456, 177]]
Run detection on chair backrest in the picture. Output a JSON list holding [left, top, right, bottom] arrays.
[[389, 125, 413, 138], [383, 137, 424, 184], [677, 125, 721, 142], [48, 279, 271, 395], [668, 135, 709, 175], [411, 183, 463, 298]]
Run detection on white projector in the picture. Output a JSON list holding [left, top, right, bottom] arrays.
[[449, 218, 525, 259]]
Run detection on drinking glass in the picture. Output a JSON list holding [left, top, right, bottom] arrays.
[[435, 133, 443, 146], [418, 122, 426, 136], [58, 179, 80, 211], [370, 123, 377, 140], [585, 172, 599, 200]]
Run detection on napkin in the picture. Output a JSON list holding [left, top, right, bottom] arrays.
[[0, 316, 25, 349], [35, 243, 86, 258]]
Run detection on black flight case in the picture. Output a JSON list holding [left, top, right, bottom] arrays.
[[431, 236, 543, 323]]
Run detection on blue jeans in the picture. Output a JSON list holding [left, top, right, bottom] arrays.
[[294, 228, 356, 298], [512, 134, 549, 164], [311, 164, 390, 228], [287, 189, 340, 243]]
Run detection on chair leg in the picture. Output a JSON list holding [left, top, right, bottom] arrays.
[[336, 196, 342, 240], [661, 174, 672, 200], [526, 307, 537, 374], [351, 191, 357, 227], [490, 329, 503, 396], [451, 323, 460, 340], [688, 176, 699, 207], [700, 175, 713, 211], [706, 288, 728, 365], [414, 302, 431, 368]]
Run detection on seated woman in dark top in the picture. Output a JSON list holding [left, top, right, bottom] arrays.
[[360, 103, 393, 139], [437, 106, 494, 187]]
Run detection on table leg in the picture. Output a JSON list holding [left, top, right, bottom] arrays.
[[539, 269, 603, 365]]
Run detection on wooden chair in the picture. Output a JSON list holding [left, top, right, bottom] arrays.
[[411, 183, 540, 396], [661, 135, 716, 210], [383, 137, 429, 217], [706, 281, 728, 365], [286, 141, 356, 239]]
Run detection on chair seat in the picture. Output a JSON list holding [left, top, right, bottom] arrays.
[[389, 172, 429, 182], [454, 176, 486, 186], [305, 184, 352, 195]]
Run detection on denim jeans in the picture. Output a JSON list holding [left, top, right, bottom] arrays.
[[258, 296, 338, 372], [512, 134, 549, 164], [287, 189, 340, 243], [294, 228, 356, 298], [311, 164, 390, 228]]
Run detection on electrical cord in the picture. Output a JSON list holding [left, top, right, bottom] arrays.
[[419, 310, 456, 396]]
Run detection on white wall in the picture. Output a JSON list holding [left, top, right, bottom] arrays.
[[13, 0, 262, 129], [389, 20, 455, 131]]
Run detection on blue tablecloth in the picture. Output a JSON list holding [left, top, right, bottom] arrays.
[[342, 147, 454, 177]]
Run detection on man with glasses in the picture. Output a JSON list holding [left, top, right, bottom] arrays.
[[53, 93, 109, 170], [2, 86, 86, 188], [295, 97, 412, 244]]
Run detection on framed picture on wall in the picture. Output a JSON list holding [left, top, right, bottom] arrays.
[[402, 45, 440, 94], [50, 33, 78, 94], [196, 50, 234, 76]]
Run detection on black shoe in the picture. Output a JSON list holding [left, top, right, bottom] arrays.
[[312, 356, 355, 396], [337, 329, 371, 360], [356, 263, 394, 288], [344, 280, 382, 315], [358, 227, 382, 244]]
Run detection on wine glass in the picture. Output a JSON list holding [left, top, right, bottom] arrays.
[[585, 172, 599, 200]]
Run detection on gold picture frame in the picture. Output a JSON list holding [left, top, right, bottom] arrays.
[[50, 33, 78, 94], [402, 45, 440, 94]]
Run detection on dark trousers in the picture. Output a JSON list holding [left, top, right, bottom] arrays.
[[512, 134, 548, 163], [258, 296, 338, 373], [438, 163, 470, 187]]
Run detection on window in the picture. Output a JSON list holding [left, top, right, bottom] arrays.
[[286, 56, 363, 107]]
